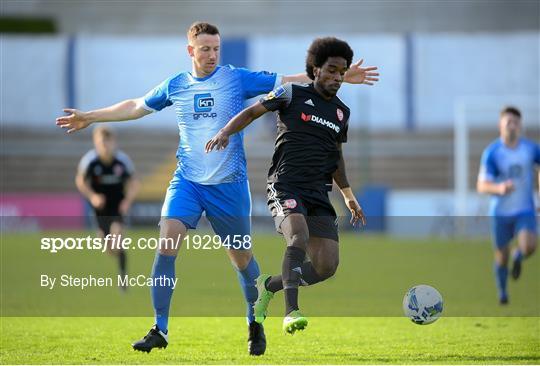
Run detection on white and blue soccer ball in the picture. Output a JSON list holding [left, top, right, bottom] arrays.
[[402, 285, 443, 325]]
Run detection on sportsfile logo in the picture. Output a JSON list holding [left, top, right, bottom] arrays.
[[300, 112, 340, 133], [193, 93, 217, 120]]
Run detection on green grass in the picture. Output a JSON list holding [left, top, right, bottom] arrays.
[[1, 317, 538, 364], [1, 231, 539, 364]]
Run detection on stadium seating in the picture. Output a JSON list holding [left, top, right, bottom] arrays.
[[4, 126, 537, 199]]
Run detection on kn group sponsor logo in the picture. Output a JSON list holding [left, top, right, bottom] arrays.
[[194, 93, 214, 112], [193, 93, 217, 120]]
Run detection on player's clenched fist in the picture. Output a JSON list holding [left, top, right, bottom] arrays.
[[90, 193, 106, 210], [497, 180, 515, 195]]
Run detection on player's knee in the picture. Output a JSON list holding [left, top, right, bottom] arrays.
[[158, 219, 186, 255], [160, 218, 187, 236], [110, 222, 122, 235], [494, 249, 509, 266], [287, 232, 309, 250], [228, 249, 252, 270], [526, 239, 537, 255]]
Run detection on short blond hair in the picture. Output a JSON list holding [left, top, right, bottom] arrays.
[[93, 126, 114, 139]]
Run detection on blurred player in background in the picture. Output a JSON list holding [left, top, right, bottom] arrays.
[[477, 106, 540, 305], [57, 22, 378, 354], [206, 37, 367, 335], [76, 126, 139, 286]]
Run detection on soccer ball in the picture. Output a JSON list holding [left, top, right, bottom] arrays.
[[402, 285, 443, 325]]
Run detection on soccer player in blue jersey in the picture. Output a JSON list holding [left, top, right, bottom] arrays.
[[56, 21, 379, 354], [477, 106, 539, 305]]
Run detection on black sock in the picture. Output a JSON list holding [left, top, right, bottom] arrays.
[[118, 250, 127, 276], [265, 261, 325, 293], [282, 246, 306, 315], [265, 275, 284, 293]]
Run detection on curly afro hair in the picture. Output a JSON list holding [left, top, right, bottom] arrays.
[[306, 37, 354, 80]]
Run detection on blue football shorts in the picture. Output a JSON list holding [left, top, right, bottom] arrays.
[[161, 175, 251, 244], [491, 211, 538, 249]]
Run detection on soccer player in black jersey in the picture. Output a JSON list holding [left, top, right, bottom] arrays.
[[206, 37, 369, 334], [76, 126, 140, 285]]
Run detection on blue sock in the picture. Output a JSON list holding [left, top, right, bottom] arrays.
[[513, 248, 523, 262], [151, 253, 177, 333], [236, 256, 260, 323], [493, 263, 508, 300]]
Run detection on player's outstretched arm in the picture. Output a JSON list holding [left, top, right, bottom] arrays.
[[333, 144, 366, 227], [56, 98, 151, 133], [205, 102, 269, 152], [282, 59, 379, 85]]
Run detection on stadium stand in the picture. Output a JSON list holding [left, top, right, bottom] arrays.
[[4, 127, 536, 199]]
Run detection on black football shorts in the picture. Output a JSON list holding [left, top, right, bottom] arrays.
[[267, 182, 338, 241], [94, 208, 123, 236]]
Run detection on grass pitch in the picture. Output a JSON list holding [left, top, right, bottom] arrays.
[[1, 231, 539, 364], [1, 317, 538, 364]]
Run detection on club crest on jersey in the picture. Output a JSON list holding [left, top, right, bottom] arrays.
[[264, 85, 286, 101], [284, 199, 297, 209], [337, 108, 344, 122], [113, 164, 124, 176]]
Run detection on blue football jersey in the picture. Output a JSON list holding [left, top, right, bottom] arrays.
[[478, 137, 540, 216], [143, 65, 279, 184]]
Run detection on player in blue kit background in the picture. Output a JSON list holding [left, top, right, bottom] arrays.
[[477, 106, 539, 305], [56, 21, 379, 355]]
